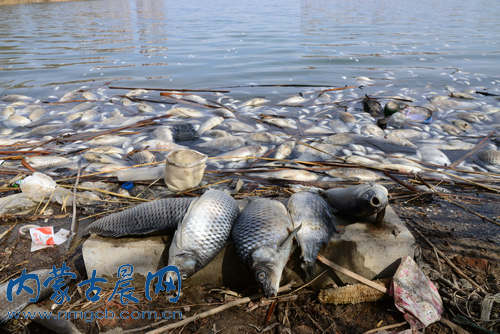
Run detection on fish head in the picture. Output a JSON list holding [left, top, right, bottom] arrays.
[[251, 246, 283, 297], [360, 184, 388, 213], [168, 250, 197, 281]]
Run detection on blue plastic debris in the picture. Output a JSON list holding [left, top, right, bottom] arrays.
[[121, 182, 134, 190]]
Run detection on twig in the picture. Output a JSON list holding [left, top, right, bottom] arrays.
[[412, 228, 487, 294], [108, 86, 230, 93], [144, 283, 294, 334], [439, 318, 471, 334], [450, 131, 494, 169], [317, 255, 387, 294], [70, 166, 81, 235], [0, 223, 17, 243], [362, 322, 407, 334], [59, 185, 149, 202]]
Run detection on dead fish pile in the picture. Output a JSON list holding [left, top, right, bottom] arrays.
[[0, 83, 498, 184], [84, 184, 389, 296]]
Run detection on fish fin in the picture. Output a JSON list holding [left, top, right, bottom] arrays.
[[279, 224, 302, 250]]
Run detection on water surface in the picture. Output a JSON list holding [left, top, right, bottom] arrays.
[[1, 0, 499, 98]]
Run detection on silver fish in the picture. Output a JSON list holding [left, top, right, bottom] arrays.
[[0, 269, 53, 323], [232, 198, 297, 297], [85, 198, 194, 237], [322, 184, 388, 222], [168, 190, 239, 279], [287, 192, 336, 277]]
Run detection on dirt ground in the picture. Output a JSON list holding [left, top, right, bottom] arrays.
[[0, 182, 499, 334]]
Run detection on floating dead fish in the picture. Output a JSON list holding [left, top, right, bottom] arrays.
[[288, 191, 336, 277], [416, 146, 451, 166], [362, 96, 383, 117], [85, 198, 194, 237], [198, 136, 246, 151], [322, 184, 388, 222], [197, 116, 224, 135], [250, 132, 285, 144], [232, 198, 296, 297], [430, 96, 478, 111], [261, 116, 297, 130], [451, 119, 471, 132], [338, 111, 356, 124], [214, 145, 268, 162], [251, 169, 319, 182], [450, 91, 475, 100], [277, 95, 308, 106], [477, 150, 500, 165], [129, 150, 156, 164], [82, 91, 98, 101], [241, 98, 270, 107], [170, 123, 199, 141], [224, 119, 256, 132], [168, 189, 239, 280], [3, 114, 31, 128], [212, 107, 236, 118], [274, 141, 296, 160], [456, 111, 488, 123], [326, 167, 384, 181], [137, 102, 154, 113], [166, 107, 205, 118], [88, 135, 130, 146], [1, 94, 33, 102], [125, 89, 148, 97], [59, 89, 79, 102], [25, 155, 72, 169]]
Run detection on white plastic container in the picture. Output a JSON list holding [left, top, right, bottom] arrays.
[[165, 149, 207, 191]]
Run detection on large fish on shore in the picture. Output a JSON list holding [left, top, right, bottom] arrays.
[[287, 192, 336, 278], [321, 184, 388, 222], [168, 190, 239, 280], [232, 198, 297, 297], [85, 198, 194, 237]]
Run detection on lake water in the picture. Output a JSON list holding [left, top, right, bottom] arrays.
[[1, 0, 500, 98]]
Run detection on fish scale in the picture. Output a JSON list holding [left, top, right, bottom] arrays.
[[232, 198, 294, 297], [168, 189, 239, 278], [85, 198, 194, 237], [287, 191, 336, 276]]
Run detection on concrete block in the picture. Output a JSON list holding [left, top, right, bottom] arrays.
[[82, 235, 168, 279], [313, 205, 415, 287]]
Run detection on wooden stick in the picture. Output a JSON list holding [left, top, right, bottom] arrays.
[[317, 255, 387, 294], [363, 321, 407, 334], [145, 284, 294, 334], [0, 223, 17, 243], [109, 86, 230, 93]]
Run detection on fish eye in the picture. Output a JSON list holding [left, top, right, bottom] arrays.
[[257, 271, 266, 282], [181, 273, 188, 280]]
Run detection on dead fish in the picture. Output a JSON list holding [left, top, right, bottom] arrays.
[[232, 198, 297, 296], [59, 89, 79, 102], [129, 150, 156, 164], [1, 106, 15, 119], [25, 156, 72, 169], [250, 132, 285, 144], [261, 116, 297, 130], [322, 184, 388, 221], [252, 169, 319, 182], [430, 96, 478, 110], [170, 123, 199, 141], [82, 91, 98, 101], [274, 141, 296, 160], [198, 136, 246, 151], [1, 94, 33, 103], [326, 167, 384, 181], [277, 95, 308, 106], [338, 111, 356, 124], [441, 123, 463, 135], [214, 145, 268, 162], [153, 126, 174, 142], [240, 98, 269, 107], [197, 116, 224, 135], [69, 102, 94, 113], [88, 135, 129, 146], [87, 146, 124, 155], [137, 102, 154, 113], [224, 119, 256, 132], [126, 89, 148, 97], [416, 146, 451, 166], [450, 91, 475, 100], [287, 192, 336, 277], [85, 198, 194, 237], [362, 96, 383, 117], [83, 152, 124, 165], [168, 190, 239, 279], [212, 107, 236, 118], [3, 114, 31, 128], [166, 107, 205, 118], [477, 150, 500, 165], [0, 269, 53, 323], [456, 112, 488, 123]]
